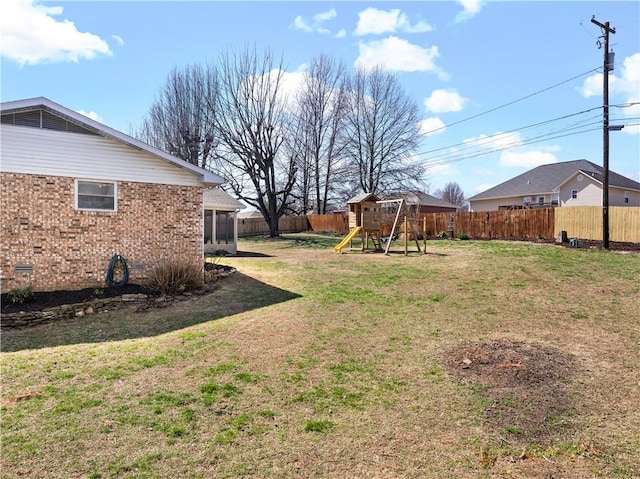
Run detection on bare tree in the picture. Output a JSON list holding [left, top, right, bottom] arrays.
[[342, 66, 424, 196], [289, 54, 348, 214], [212, 47, 296, 237], [135, 63, 218, 170], [434, 182, 466, 207]]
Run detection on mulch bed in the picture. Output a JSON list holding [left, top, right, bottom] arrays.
[[1, 284, 156, 314], [1, 264, 237, 315]]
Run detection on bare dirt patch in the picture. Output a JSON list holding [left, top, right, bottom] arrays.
[[440, 339, 577, 443]]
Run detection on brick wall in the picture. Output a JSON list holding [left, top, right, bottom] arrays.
[[1, 172, 203, 292]]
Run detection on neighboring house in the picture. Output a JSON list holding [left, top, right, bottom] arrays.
[[1, 97, 242, 292], [468, 159, 640, 212], [385, 191, 459, 214]]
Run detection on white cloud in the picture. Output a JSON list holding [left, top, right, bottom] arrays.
[[293, 15, 313, 33], [424, 89, 468, 113], [292, 8, 340, 36], [425, 162, 459, 177], [354, 7, 432, 36], [356, 36, 448, 78], [463, 131, 523, 151], [313, 8, 336, 22], [335, 29, 347, 39], [77, 110, 103, 122], [0, 0, 112, 65], [274, 67, 307, 111], [419, 117, 446, 136], [111, 35, 124, 47], [455, 0, 484, 23], [499, 150, 558, 167], [581, 53, 640, 135], [580, 72, 602, 98], [405, 21, 433, 34]]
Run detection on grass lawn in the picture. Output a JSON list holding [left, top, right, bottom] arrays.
[[2, 235, 639, 478]]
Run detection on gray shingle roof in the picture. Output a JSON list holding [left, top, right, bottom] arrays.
[[347, 193, 380, 204], [385, 191, 458, 209], [203, 188, 246, 209], [468, 159, 640, 201]]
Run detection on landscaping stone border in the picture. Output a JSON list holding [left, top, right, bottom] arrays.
[[1, 268, 236, 329]]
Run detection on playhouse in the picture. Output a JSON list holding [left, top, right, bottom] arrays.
[[334, 192, 427, 255]]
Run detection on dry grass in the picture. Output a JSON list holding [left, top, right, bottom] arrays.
[[1, 235, 639, 478]]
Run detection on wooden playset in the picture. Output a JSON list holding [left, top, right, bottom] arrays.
[[334, 193, 428, 255]]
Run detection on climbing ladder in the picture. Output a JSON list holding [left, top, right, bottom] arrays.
[[368, 231, 382, 251]]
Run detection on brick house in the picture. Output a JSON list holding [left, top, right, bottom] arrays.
[[1, 97, 241, 292]]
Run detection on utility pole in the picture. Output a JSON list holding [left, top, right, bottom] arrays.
[[591, 16, 615, 249]]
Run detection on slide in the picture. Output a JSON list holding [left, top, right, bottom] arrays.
[[334, 226, 362, 253]]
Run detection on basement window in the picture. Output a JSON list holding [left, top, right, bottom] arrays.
[[75, 180, 117, 211]]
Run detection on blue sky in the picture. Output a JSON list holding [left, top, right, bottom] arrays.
[[2, 0, 639, 199]]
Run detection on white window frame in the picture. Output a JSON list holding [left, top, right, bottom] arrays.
[[75, 179, 117, 212], [624, 191, 629, 204]]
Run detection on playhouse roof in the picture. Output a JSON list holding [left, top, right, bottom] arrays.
[[347, 193, 380, 204]]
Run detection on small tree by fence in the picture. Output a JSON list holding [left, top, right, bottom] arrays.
[[238, 207, 639, 243]]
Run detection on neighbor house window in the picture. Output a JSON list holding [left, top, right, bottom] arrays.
[[624, 191, 629, 204], [538, 197, 544, 205], [571, 189, 578, 199], [75, 180, 116, 211]]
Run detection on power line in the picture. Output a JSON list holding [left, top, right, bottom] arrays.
[[420, 67, 601, 136], [420, 118, 606, 165], [415, 106, 603, 158], [422, 127, 601, 169]]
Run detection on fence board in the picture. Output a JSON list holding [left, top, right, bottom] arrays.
[[238, 215, 309, 237], [417, 209, 555, 239], [555, 206, 640, 242], [307, 214, 349, 233]]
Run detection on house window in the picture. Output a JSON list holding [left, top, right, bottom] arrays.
[[538, 197, 544, 205], [75, 180, 116, 211], [625, 191, 629, 204], [571, 189, 578, 199]]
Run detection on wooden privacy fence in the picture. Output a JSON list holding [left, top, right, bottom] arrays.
[[420, 209, 555, 239], [554, 206, 640, 243], [238, 207, 639, 243], [238, 215, 309, 237], [307, 214, 349, 233]]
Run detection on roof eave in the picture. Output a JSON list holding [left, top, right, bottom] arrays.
[[1, 97, 225, 186]]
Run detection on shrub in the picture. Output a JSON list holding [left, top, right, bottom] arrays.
[[456, 232, 469, 240], [6, 285, 34, 304], [145, 259, 204, 295]]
